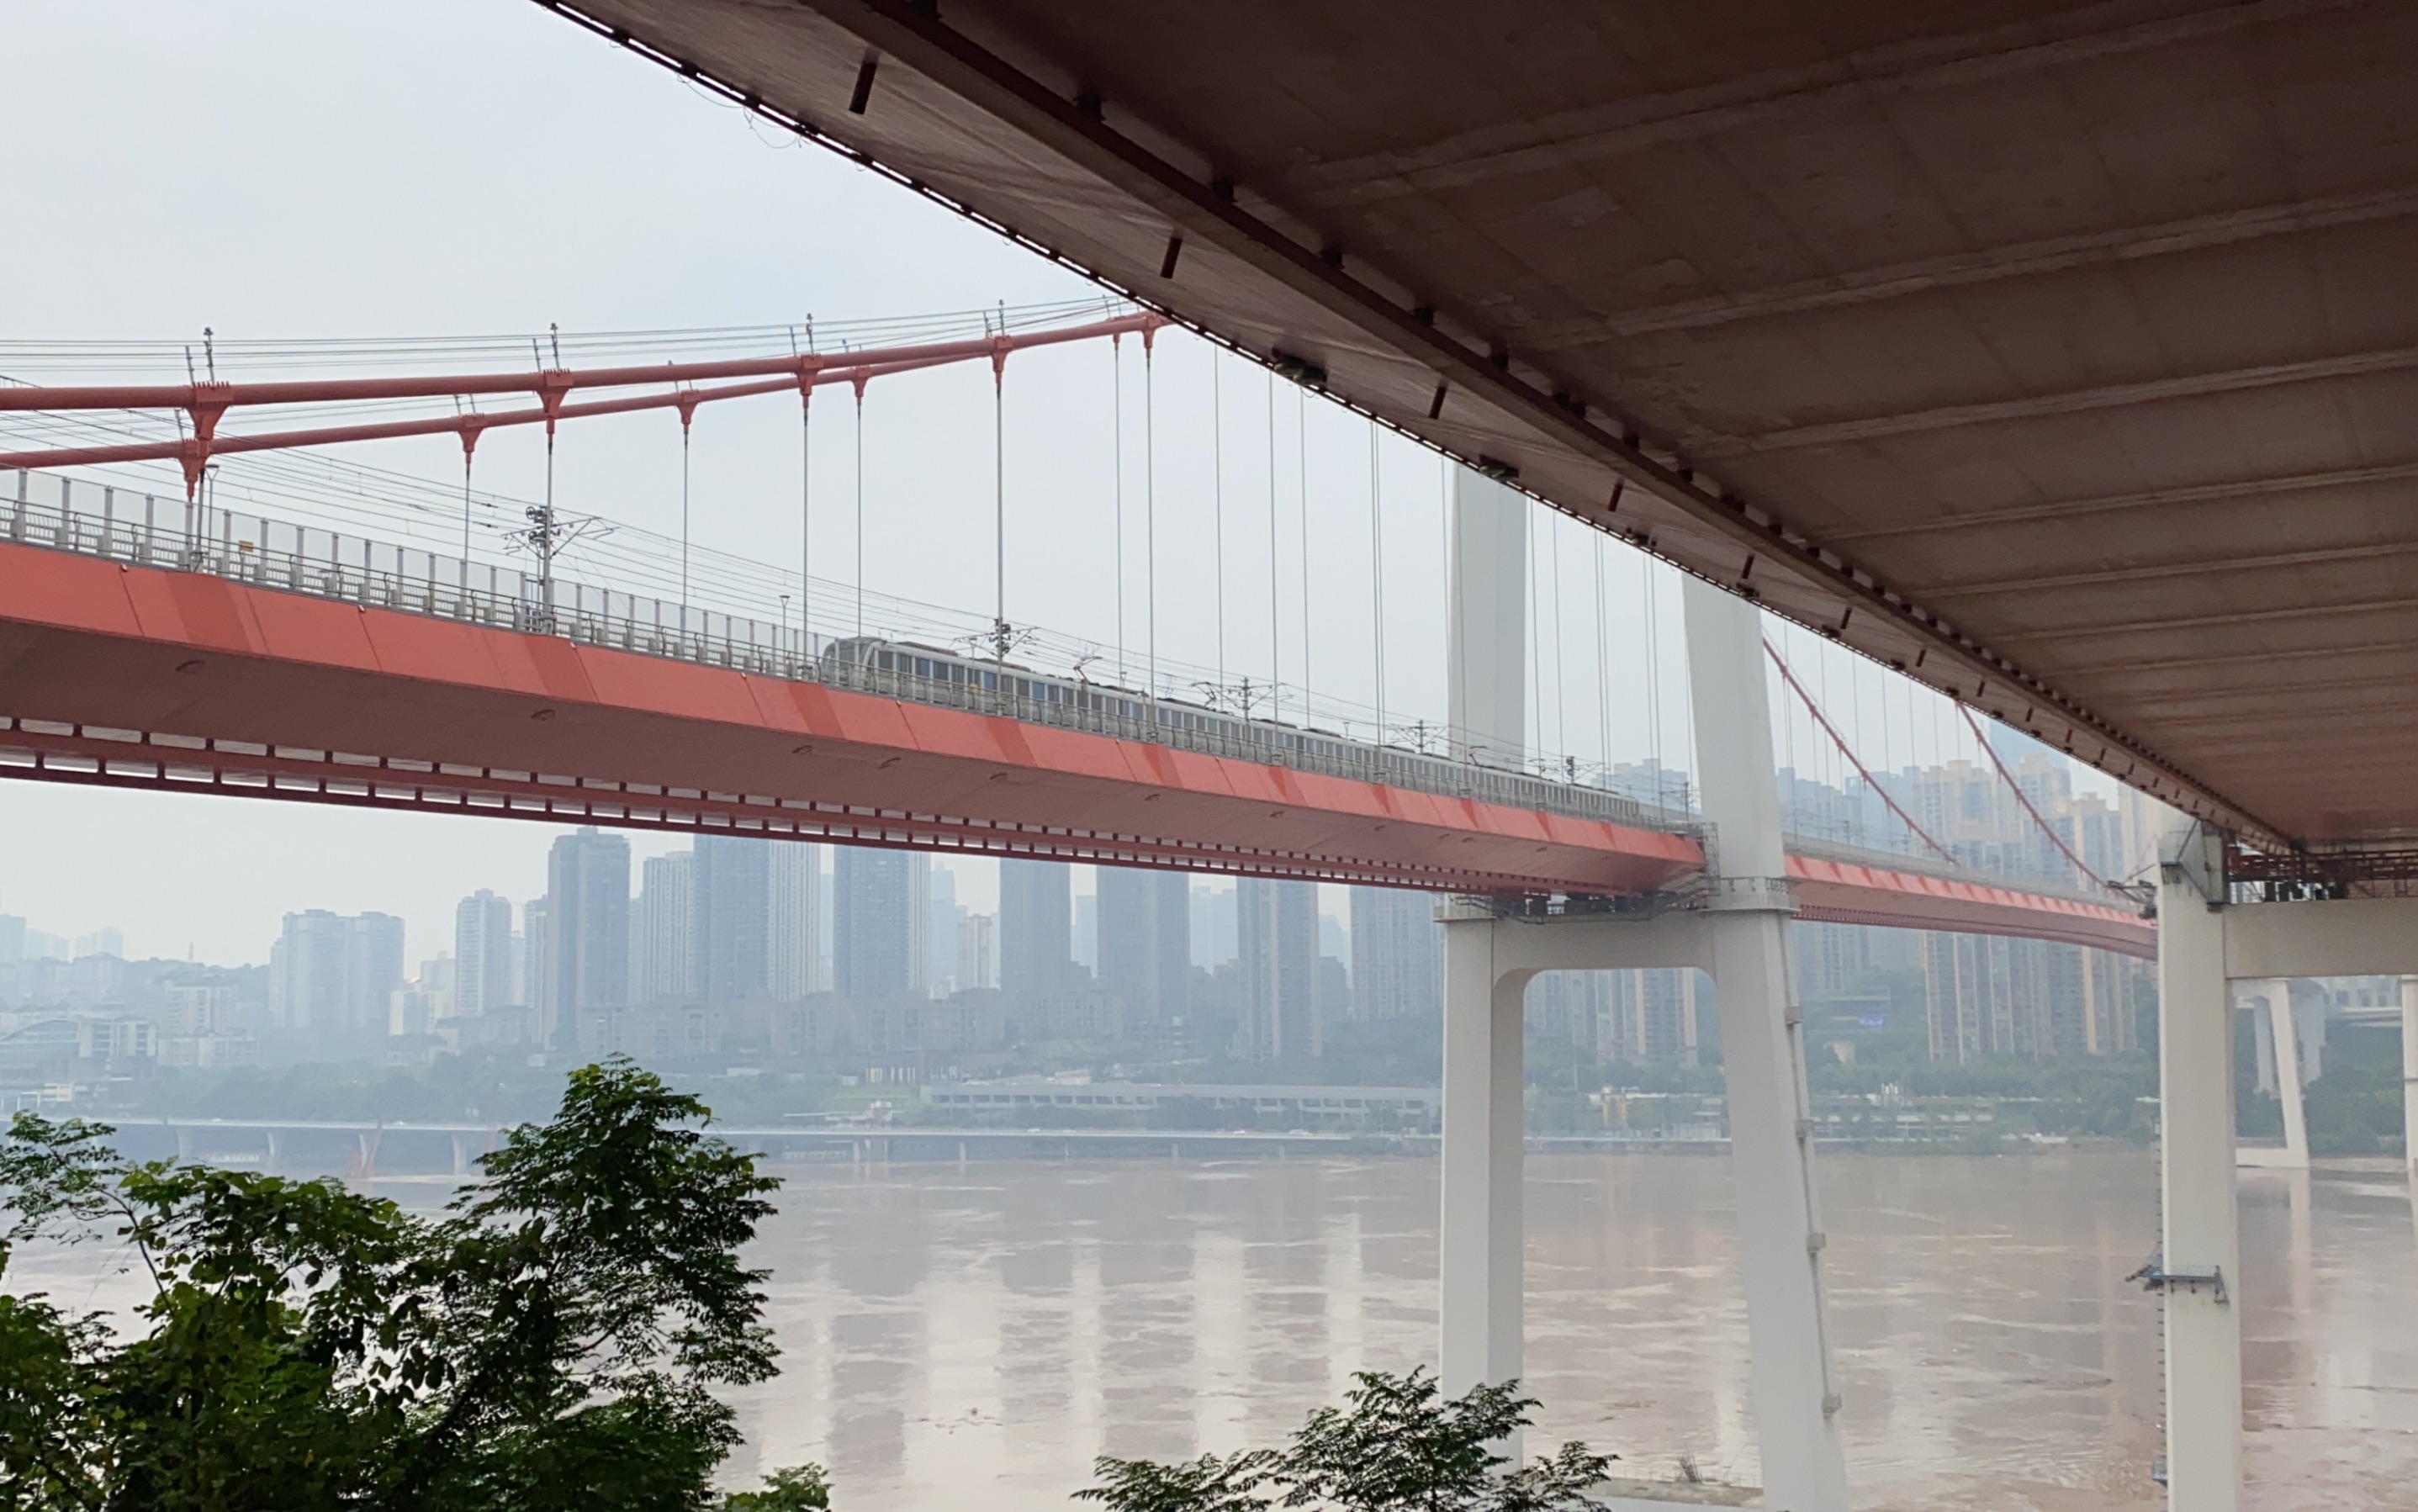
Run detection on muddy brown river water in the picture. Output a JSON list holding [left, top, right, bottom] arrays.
[[13, 1150, 2415, 1508]]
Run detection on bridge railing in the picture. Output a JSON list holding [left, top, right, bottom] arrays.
[[5, 469, 1690, 834]]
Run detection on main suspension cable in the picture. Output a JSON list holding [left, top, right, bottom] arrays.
[[1765, 636, 1956, 864], [1957, 702, 2122, 893]]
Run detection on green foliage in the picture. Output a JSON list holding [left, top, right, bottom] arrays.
[[0, 1059, 827, 1512], [1081, 1368, 1614, 1512], [1080, 1451, 1274, 1512], [722, 1464, 833, 1510]]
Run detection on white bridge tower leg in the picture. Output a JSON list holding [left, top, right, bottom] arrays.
[[2156, 822, 2241, 1512], [2402, 975, 2417, 1182], [1437, 464, 1531, 1438], [1439, 918, 1527, 1409], [1682, 576, 1851, 1512]]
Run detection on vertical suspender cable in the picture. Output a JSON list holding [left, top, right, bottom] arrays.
[[1642, 552, 1663, 812], [1526, 498, 1542, 767], [1297, 387, 1311, 727], [1213, 351, 1226, 697], [1368, 418, 1384, 746], [1594, 534, 1610, 778], [812, 377, 822, 653], [993, 330, 1008, 657], [1442, 456, 1454, 756], [458, 427, 476, 580], [1114, 334, 1126, 687], [679, 401, 693, 612], [1550, 510, 1568, 774], [853, 373, 866, 641], [798, 320, 814, 662], [1267, 367, 1281, 723], [1145, 326, 1158, 705]]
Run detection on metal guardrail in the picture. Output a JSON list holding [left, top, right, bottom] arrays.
[[5, 469, 1690, 833]]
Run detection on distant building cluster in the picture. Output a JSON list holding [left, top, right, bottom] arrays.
[[1528, 749, 2161, 1066], [213, 832, 1441, 1082], [0, 737, 2231, 1106]]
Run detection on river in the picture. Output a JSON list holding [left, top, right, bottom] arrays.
[[709, 1150, 2416, 1510], [11, 1150, 2415, 1508]]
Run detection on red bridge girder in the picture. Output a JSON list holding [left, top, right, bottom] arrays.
[[0, 539, 2156, 958]]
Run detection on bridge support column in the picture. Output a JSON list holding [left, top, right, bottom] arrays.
[[2156, 822, 2241, 1512], [1438, 916, 1527, 1418], [1683, 574, 1849, 1512], [2405, 976, 2418, 1182], [2239, 980, 2308, 1169]]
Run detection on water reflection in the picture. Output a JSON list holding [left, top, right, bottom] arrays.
[[716, 1153, 2417, 1510], [9, 1151, 2413, 1508]]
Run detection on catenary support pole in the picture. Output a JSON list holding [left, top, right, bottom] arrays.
[[1682, 574, 1851, 1512], [2156, 818, 2242, 1512]]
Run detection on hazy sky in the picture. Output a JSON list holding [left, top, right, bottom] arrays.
[[0, 1, 2113, 966]]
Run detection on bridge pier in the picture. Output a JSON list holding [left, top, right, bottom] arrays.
[[1432, 558, 1849, 1505], [2236, 979, 2309, 1169], [2160, 881, 2418, 1508], [1437, 917, 1526, 1414], [2154, 822, 2241, 1512], [2405, 976, 2418, 1182], [1681, 574, 1850, 1512]]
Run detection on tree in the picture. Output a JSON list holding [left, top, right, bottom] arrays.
[[722, 1465, 833, 1510], [0, 1059, 828, 1512], [1080, 1368, 1614, 1512]]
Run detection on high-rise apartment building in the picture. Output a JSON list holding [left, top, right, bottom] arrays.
[[696, 835, 771, 1005], [769, 842, 823, 1000], [927, 866, 965, 991], [834, 846, 926, 1000], [1098, 865, 1188, 1027], [1236, 878, 1318, 1060], [999, 859, 1074, 997], [957, 912, 997, 991], [453, 891, 516, 1019], [1348, 886, 1439, 1023], [1071, 893, 1098, 975], [1190, 883, 1237, 969], [635, 853, 696, 1006], [522, 898, 549, 1032], [268, 910, 404, 1040], [543, 828, 629, 1052]]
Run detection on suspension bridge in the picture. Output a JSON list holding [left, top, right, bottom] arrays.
[[26, 0, 2418, 1490], [0, 304, 2145, 949]]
